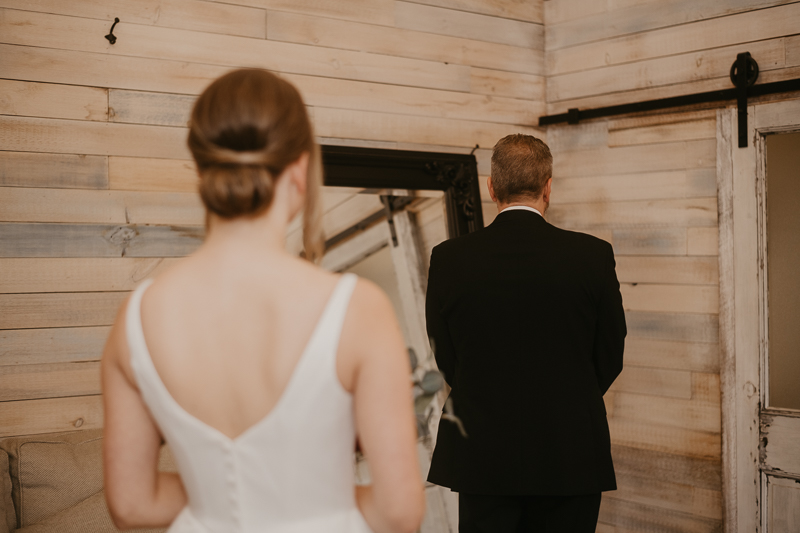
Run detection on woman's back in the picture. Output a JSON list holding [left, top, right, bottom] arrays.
[[140, 251, 345, 442], [128, 260, 371, 532]]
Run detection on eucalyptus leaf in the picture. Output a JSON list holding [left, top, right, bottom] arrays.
[[419, 370, 445, 394], [408, 348, 418, 371], [414, 392, 435, 415]]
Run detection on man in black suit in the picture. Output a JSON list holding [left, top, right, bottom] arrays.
[[425, 134, 626, 532]]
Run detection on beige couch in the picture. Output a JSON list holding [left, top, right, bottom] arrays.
[[0, 430, 173, 533]]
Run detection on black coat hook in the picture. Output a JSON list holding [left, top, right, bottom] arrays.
[[105, 17, 119, 44]]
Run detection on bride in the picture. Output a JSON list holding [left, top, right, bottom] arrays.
[[101, 69, 424, 533]]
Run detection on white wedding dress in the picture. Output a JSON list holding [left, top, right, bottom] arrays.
[[126, 274, 373, 533]]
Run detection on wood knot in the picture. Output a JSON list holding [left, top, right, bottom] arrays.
[[74, 418, 84, 428]]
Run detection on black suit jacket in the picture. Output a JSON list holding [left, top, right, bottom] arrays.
[[426, 210, 626, 496]]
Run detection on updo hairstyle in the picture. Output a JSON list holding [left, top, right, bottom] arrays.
[[188, 68, 323, 261]]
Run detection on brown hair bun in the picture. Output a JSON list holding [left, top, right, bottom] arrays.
[[188, 68, 323, 261]]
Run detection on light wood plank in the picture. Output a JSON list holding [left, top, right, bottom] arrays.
[[608, 110, 717, 131], [610, 473, 723, 520], [469, 68, 544, 101], [109, 77, 543, 129], [625, 311, 719, 343], [547, 122, 609, 153], [0, 0, 267, 38], [109, 90, 193, 127], [547, 38, 785, 103], [552, 140, 716, 178], [0, 79, 107, 122], [692, 372, 720, 405], [624, 338, 719, 373], [321, 223, 389, 273], [545, 0, 606, 25], [0, 258, 179, 293], [265, 10, 543, 75], [0, 362, 100, 401], [548, 2, 800, 75], [0, 9, 470, 92], [610, 391, 720, 433], [0, 292, 128, 329], [312, 107, 541, 149], [769, 475, 800, 533], [553, 169, 717, 204], [0, 151, 108, 189], [612, 228, 687, 256], [610, 366, 692, 399], [546, 0, 790, 50], [688, 227, 719, 256], [0, 187, 204, 225], [0, 116, 190, 160], [621, 283, 719, 314], [616, 256, 718, 285], [0, 223, 204, 258], [787, 34, 800, 67], [546, 65, 800, 116], [407, 0, 542, 23], [599, 496, 723, 533], [608, 417, 721, 460], [608, 119, 717, 147], [549, 198, 718, 229], [611, 444, 722, 491], [263, 0, 395, 26], [0, 42, 226, 96], [0, 327, 110, 366], [0, 395, 102, 437], [394, 1, 543, 49], [109, 156, 198, 192]]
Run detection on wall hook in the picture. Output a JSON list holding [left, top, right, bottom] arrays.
[[105, 17, 120, 45]]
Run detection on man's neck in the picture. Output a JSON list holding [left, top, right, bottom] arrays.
[[497, 199, 547, 216]]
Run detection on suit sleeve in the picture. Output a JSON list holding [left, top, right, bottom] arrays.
[[425, 247, 457, 386], [593, 242, 627, 395]]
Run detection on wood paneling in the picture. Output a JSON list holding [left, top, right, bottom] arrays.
[[625, 311, 719, 344], [0, 362, 101, 401], [0, 187, 204, 225], [0, 151, 108, 189], [0, 258, 178, 293], [0, 223, 204, 258], [266, 11, 543, 75], [394, 1, 543, 48], [0, 327, 110, 366], [0, 9, 470, 92], [0, 0, 268, 38], [0, 395, 102, 438], [616, 256, 718, 285], [408, 0, 542, 23], [109, 157, 198, 193], [624, 338, 719, 373], [0, 292, 127, 330], [620, 283, 719, 314], [553, 169, 717, 204], [0, 79, 107, 122]]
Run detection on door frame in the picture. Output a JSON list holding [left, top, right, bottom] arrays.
[[718, 98, 800, 533]]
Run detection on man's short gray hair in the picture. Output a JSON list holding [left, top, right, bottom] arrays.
[[490, 134, 552, 203]]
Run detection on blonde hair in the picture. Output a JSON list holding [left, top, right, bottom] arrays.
[[188, 69, 323, 262]]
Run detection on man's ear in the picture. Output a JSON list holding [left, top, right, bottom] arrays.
[[487, 176, 498, 203], [542, 178, 552, 204]]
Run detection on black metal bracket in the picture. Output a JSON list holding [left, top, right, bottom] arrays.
[[105, 17, 120, 44], [538, 53, 800, 149], [731, 52, 759, 147]]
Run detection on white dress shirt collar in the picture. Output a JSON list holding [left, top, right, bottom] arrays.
[[499, 205, 543, 217]]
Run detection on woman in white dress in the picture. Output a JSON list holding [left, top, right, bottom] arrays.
[[101, 69, 424, 533]]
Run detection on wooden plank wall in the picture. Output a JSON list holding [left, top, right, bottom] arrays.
[[545, 0, 800, 115], [547, 111, 722, 533], [544, 1, 800, 531], [0, 0, 544, 439]]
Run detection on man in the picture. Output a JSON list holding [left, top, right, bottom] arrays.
[[425, 134, 626, 532]]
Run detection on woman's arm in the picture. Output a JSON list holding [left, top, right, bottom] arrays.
[[101, 299, 187, 529], [341, 281, 425, 533]]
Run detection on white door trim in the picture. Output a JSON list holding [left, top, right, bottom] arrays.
[[718, 99, 800, 533]]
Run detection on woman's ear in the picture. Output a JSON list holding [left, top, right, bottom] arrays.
[[290, 152, 310, 196]]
